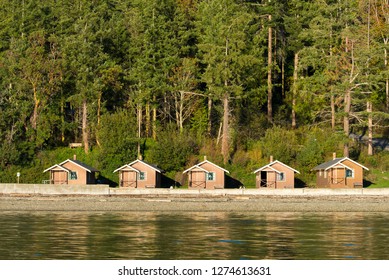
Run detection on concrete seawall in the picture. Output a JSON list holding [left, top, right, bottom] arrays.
[[2, 184, 389, 196], [0, 184, 110, 195]]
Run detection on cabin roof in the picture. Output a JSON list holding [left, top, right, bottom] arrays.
[[183, 160, 229, 174], [253, 160, 300, 174], [114, 159, 164, 173], [312, 157, 369, 171], [43, 164, 71, 173], [44, 159, 99, 173], [113, 164, 140, 173]]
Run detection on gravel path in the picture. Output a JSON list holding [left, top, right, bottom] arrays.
[[2, 195, 389, 212]]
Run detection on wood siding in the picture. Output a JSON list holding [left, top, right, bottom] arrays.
[[61, 161, 96, 185], [315, 159, 364, 188], [255, 162, 296, 188], [118, 161, 161, 188], [187, 162, 226, 189]]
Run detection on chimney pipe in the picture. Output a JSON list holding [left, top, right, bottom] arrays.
[[333, 152, 337, 160], [270, 155, 273, 163], [73, 154, 77, 161], [204, 155, 207, 161]]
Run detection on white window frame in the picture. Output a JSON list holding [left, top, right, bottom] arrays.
[[206, 172, 216, 181], [345, 168, 354, 178], [69, 171, 78, 180], [138, 171, 147, 181], [276, 172, 285, 182]]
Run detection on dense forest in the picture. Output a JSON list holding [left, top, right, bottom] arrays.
[[0, 0, 388, 187]]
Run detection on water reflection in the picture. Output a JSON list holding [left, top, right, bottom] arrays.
[[1, 212, 389, 260]]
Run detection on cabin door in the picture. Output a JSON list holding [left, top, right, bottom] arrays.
[[260, 171, 267, 187], [122, 171, 137, 188], [52, 171, 68, 184], [190, 171, 206, 188]]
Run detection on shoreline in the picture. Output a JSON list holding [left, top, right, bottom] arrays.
[[2, 194, 389, 212]]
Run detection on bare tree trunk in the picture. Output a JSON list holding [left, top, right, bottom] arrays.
[[221, 93, 229, 164], [267, 14, 273, 124], [385, 42, 388, 111], [152, 95, 157, 140], [145, 102, 150, 137], [344, 90, 351, 157], [216, 121, 222, 146], [281, 56, 285, 99], [331, 94, 335, 130], [31, 83, 39, 130], [179, 91, 184, 133], [344, 40, 355, 157], [292, 52, 298, 129], [137, 104, 142, 159], [96, 92, 102, 147], [367, 101, 373, 156], [207, 97, 212, 135], [82, 99, 89, 154], [61, 98, 65, 142]]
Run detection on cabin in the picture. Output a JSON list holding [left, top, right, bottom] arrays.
[[183, 157, 229, 189], [43, 156, 99, 185], [312, 153, 369, 188], [113, 159, 164, 188], [253, 157, 300, 188]]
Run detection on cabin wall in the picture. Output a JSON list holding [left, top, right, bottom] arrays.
[[272, 163, 295, 189], [343, 160, 364, 188], [200, 162, 225, 189], [62, 162, 88, 185], [131, 162, 158, 188]]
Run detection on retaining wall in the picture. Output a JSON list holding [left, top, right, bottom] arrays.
[[2, 184, 389, 196], [0, 184, 110, 195]]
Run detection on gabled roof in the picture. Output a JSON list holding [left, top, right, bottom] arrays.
[[312, 157, 369, 171], [253, 160, 300, 174], [43, 164, 71, 173], [113, 164, 140, 173], [183, 165, 210, 174], [44, 159, 99, 173], [183, 160, 230, 174], [113, 159, 164, 174]]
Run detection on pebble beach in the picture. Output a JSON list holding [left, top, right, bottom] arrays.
[[2, 194, 389, 212]]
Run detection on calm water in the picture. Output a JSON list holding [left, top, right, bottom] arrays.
[[1, 211, 389, 260]]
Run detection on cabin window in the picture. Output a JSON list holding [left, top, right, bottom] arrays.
[[277, 172, 285, 181], [139, 172, 146, 181], [207, 172, 215, 181], [346, 169, 354, 178], [69, 171, 77, 180]]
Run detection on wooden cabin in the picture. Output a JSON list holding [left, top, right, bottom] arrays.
[[43, 156, 99, 185], [113, 159, 164, 188], [312, 154, 368, 188], [183, 157, 229, 189], [253, 157, 300, 188]]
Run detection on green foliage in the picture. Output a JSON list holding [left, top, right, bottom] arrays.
[[259, 126, 299, 164], [190, 105, 208, 139], [0, 0, 388, 187], [96, 110, 138, 171], [148, 125, 199, 172]]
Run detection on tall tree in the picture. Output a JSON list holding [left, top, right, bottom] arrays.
[[197, 0, 256, 164]]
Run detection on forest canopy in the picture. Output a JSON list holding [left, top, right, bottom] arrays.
[[0, 0, 388, 186]]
